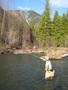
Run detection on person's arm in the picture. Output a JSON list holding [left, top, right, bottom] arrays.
[[40, 57, 46, 61], [45, 65, 49, 71]]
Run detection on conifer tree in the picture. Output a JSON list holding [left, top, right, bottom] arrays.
[[62, 13, 67, 35], [43, 0, 52, 39], [36, 15, 45, 46], [30, 23, 36, 45], [36, 0, 51, 47], [66, 11, 68, 35], [52, 10, 62, 46]]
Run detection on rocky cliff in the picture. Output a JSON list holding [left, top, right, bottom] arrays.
[[10, 10, 40, 27]]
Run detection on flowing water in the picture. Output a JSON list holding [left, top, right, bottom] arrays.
[[0, 54, 68, 90]]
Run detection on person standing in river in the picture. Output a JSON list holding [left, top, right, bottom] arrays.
[[40, 56, 55, 79], [40, 56, 53, 71]]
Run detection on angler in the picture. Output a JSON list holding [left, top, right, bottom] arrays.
[[40, 56, 55, 80]]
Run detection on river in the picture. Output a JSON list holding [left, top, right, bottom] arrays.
[[0, 54, 68, 90]]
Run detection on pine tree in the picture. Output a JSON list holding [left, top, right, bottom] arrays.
[[66, 11, 68, 35], [30, 23, 36, 45], [64, 11, 68, 47], [62, 13, 67, 35], [36, 0, 51, 47], [36, 15, 45, 46], [43, 0, 51, 38], [52, 10, 62, 46]]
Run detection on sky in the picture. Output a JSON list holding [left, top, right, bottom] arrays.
[[11, 0, 68, 18]]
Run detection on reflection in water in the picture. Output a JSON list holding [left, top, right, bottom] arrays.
[[0, 54, 68, 90]]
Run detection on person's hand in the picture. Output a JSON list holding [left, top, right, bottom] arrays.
[[40, 57, 42, 59], [45, 68, 46, 71], [40, 56, 45, 60]]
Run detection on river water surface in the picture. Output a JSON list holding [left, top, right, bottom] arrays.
[[0, 54, 68, 90]]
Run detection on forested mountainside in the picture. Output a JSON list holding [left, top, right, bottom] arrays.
[[0, 0, 68, 50], [9, 10, 40, 27]]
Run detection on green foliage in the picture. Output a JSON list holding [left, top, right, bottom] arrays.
[[36, 0, 52, 47], [0, 1, 68, 48], [30, 23, 36, 45], [51, 11, 68, 47], [36, 0, 68, 47], [66, 11, 68, 35], [52, 11, 62, 46]]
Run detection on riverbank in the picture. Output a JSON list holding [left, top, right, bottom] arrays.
[[13, 47, 68, 59], [44, 47, 68, 60], [0, 45, 68, 59]]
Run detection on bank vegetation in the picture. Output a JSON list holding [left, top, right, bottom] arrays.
[[0, 0, 68, 59]]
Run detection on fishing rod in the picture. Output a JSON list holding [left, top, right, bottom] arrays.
[[28, 53, 45, 61], [28, 53, 40, 59]]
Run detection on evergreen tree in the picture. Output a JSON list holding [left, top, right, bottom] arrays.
[[66, 11, 68, 35], [36, 15, 45, 46], [62, 13, 67, 35], [53, 10, 59, 36], [63, 11, 68, 47], [36, 0, 51, 47], [30, 23, 36, 45], [43, 0, 52, 38], [52, 10, 62, 46]]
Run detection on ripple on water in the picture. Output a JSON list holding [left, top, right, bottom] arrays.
[[0, 54, 68, 90]]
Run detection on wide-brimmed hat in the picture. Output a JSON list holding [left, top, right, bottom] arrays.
[[45, 56, 49, 61]]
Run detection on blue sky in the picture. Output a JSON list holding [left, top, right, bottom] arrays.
[[12, 0, 68, 17]]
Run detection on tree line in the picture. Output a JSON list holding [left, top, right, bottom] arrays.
[[35, 0, 68, 47], [0, 0, 68, 48]]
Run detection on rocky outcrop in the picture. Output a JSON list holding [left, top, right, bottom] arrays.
[[10, 10, 40, 27]]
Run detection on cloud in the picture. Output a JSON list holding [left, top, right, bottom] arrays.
[[26, 0, 29, 1], [50, 0, 68, 8], [41, 0, 45, 2], [18, 6, 30, 10], [41, 0, 68, 8]]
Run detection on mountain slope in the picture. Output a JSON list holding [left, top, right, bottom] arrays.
[[0, 7, 31, 47], [10, 10, 40, 27], [0, 8, 40, 48]]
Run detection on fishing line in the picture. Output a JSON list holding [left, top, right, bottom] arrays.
[[28, 53, 45, 76], [33, 60, 40, 76], [28, 53, 40, 59], [27, 53, 41, 76]]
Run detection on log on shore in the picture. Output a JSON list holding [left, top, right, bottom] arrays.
[[44, 47, 67, 60], [62, 54, 68, 57]]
